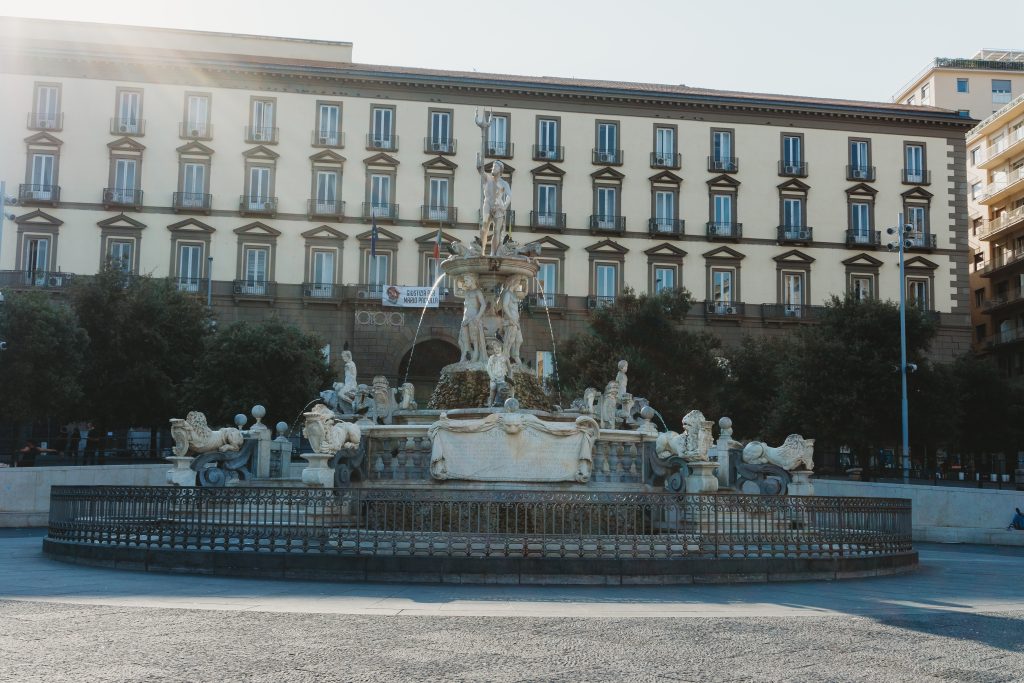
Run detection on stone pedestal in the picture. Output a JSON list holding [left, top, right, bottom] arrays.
[[715, 437, 734, 488], [300, 453, 335, 488], [250, 423, 273, 478], [788, 470, 815, 496], [165, 456, 196, 487], [685, 461, 719, 494]]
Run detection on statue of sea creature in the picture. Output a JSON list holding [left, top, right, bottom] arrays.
[[169, 411, 244, 457], [302, 404, 361, 455], [742, 435, 815, 471]]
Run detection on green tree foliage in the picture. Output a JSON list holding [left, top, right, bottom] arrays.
[[0, 291, 88, 424], [184, 319, 333, 428], [71, 268, 212, 427], [720, 335, 788, 441], [943, 355, 1024, 456], [557, 288, 728, 422]]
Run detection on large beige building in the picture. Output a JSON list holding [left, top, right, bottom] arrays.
[[0, 18, 974, 397], [894, 49, 1024, 119]]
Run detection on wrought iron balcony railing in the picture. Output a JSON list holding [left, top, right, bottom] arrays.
[[778, 161, 808, 177], [308, 199, 346, 219], [0, 269, 76, 290], [846, 165, 876, 181], [424, 137, 456, 154], [485, 141, 514, 158], [587, 295, 617, 309], [649, 217, 684, 236], [27, 112, 62, 131], [760, 303, 824, 321], [179, 122, 213, 139], [302, 282, 340, 301], [102, 187, 143, 209], [171, 276, 209, 294], [589, 215, 625, 234], [245, 126, 279, 144], [362, 202, 399, 220], [707, 156, 738, 173], [532, 145, 564, 162], [902, 169, 931, 184], [704, 300, 745, 317], [846, 229, 881, 247], [18, 184, 60, 205], [530, 211, 566, 231], [366, 134, 398, 151], [312, 130, 345, 147], [232, 279, 276, 298], [650, 152, 681, 169], [172, 192, 212, 213], [706, 221, 742, 239], [592, 148, 623, 165], [239, 195, 278, 216], [777, 226, 813, 243], [421, 205, 458, 225], [905, 232, 937, 250], [110, 117, 145, 135]]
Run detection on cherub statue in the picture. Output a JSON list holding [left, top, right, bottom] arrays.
[[615, 360, 629, 400], [486, 341, 513, 407], [458, 273, 488, 363], [497, 274, 526, 363]]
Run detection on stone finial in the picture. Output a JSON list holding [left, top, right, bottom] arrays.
[[275, 421, 289, 437], [719, 416, 733, 438], [234, 414, 247, 428], [251, 405, 266, 425]]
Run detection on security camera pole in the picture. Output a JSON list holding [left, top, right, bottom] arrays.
[[887, 213, 912, 485]]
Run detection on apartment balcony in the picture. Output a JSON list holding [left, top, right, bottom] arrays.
[[982, 290, 1024, 314], [308, 199, 346, 220], [0, 269, 76, 290], [977, 167, 1024, 205], [27, 112, 62, 131], [650, 152, 681, 169], [979, 250, 1024, 278], [362, 202, 399, 221], [102, 187, 143, 210], [845, 229, 881, 248], [985, 327, 1024, 349], [587, 295, 617, 310], [110, 117, 145, 136], [366, 134, 398, 152], [311, 130, 345, 147], [706, 221, 742, 240], [485, 141, 514, 158], [589, 215, 625, 235], [232, 279, 276, 301], [532, 145, 564, 162], [179, 122, 213, 140], [526, 292, 567, 310], [760, 303, 825, 321], [239, 195, 278, 216], [901, 169, 931, 185], [648, 217, 684, 237], [846, 165, 876, 182], [245, 126, 279, 144], [979, 205, 1024, 241], [777, 226, 813, 244], [529, 210, 566, 232], [171, 276, 209, 295], [707, 156, 738, 173], [18, 184, 60, 206], [424, 137, 457, 155], [778, 161, 808, 177], [905, 231, 937, 251], [477, 209, 516, 228], [592, 148, 623, 165], [977, 127, 1024, 169], [421, 205, 458, 225], [172, 192, 212, 213], [704, 300, 745, 318], [302, 282, 341, 303]]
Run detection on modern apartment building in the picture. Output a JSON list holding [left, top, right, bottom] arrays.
[[0, 18, 974, 397], [894, 49, 1024, 119]]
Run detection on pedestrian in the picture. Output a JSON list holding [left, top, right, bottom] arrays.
[[1009, 508, 1024, 531], [15, 441, 57, 468]]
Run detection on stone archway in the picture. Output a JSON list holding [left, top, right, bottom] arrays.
[[396, 339, 461, 405]]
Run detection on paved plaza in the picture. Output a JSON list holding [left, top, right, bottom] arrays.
[[1, 530, 1023, 682]]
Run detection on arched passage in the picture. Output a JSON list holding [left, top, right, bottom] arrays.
[[397, 339, 461, 405]]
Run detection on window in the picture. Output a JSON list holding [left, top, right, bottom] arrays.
[[29, 153, 55, 200], [907, 205, 927, 233], [920, 83, 930, 105], [249, 98, 276, 142], [243, 246, 269, 294], [851, 274, 873, 301], [113, 159, 138, 203], [536, 259, 558, 305], [973, 251, 984, 272], [596, 121, 618, 162], [310, 250, 336, 296], [653, 190, 675, 232], [958, 110, 970, 118], [595, 263, 618, 303], [711, 129, 735, 170], [23, 236, 50, 281], [992, 79, 1012, 104], [536, 183, 558, 225], [177, 243, 203, 291], [487, 114, 510, 156], [975, 288, 986, 307], [712, 194, 733, 230], [971, 181, 982, 199], [654, 266, 676, 294], [907, 278, 929, 309], [247, 167, 271, 209], [711, 268, 734, 309], [905, 143, 926, 183], [851, 202, 871, 240], [370, 174, 392, 216], [366, 252, 390, 286], [428, 110, 452, 152], [782, 134, 802, 172], [315, 170, 339, 214], [107, 240, 133, 272], [316, 103, 341, 146], [32, 83, 60, 129], [371, 106, 395, 148], [427, 177, 450, 219], [654, 126, 676, 165], [184, 93, 210, 138], [596, 187, 617, 226], [957, 78, 969, 93], [181, 163, 206, 208], [537, 118, 559, 159], [114, 89, 142, 134], [849, 139, 871, 179], [970, 147, 980, 166], [782, 272, 805, 313], [783, 198, 803, 229], [907, 96, 916, 106]]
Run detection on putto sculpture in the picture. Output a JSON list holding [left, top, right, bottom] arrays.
[[742, 434, 815, 471], [486, 341, 513, 407], [457, 272, 488, 364], [302, 403, 361, 455], [169, 411, 244, 457], [497, 274, 526, 363]]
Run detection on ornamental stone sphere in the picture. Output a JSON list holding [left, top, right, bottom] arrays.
[[251, 405, 267, 421], [275, 421, 289, 437], [234, 414, 247, 428], [503, 397, 520, 413], [639, 406, 655, 421], [719, 416, 732, 430]]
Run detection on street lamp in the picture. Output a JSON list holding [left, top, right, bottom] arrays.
[[206, 255, 213, 308], [886, 213, 915, 484]]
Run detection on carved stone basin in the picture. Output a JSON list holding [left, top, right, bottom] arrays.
[[440, 255, 539, 292]]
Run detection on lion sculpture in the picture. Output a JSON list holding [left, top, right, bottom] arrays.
[[742, 434, 815, 471], [302, 404, 361, 455], [169, 411, 244, 457], [655, 410, 714, 463]]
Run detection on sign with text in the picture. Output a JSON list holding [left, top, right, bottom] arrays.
[[381, 284, 439, 308]]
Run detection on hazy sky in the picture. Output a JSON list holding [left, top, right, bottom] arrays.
[[3, 0, 1024, 103]]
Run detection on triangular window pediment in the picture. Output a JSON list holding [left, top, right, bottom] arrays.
[[777, 178, 810, 193], [483, 161, 515, 176], [644, 242, 687, 257], [356, 226, 402, 242], [242, 145, 280, 160], [590, 167, 625, 181], [422, 156, 458, 171], [176, 141, 215, 156], [14, 209, 63, 226], [773, 249, 814, 264], [845, 183, 877, 197], [707, 174, 741, 188], [97, 213, 146, 230], [702, 245, 745, 260], [309, 149, 347, 165], [233, 221, 282, 237], [901, 187, 933, 201], [904, 256, 938, 270], [530, 162, 566, 177], [841, 253, 883, 267], [414, 230, 460, 244], [585, 238, 628, 255], [301, 225, 348, 240], [167, 218, 215, 234], [24, 131, 63, 147], [648, 170, 683, 185], [107, 137, 146, 153], [532, 236, 569, 252], [363, 152, 400, 167]]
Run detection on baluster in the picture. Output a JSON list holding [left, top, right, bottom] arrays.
[[608, 443, 620, 482], [627, 443, 639, 481], [389, 439, 400, 480], [599, 442, 611, 482], [404, 437, 416, 479]]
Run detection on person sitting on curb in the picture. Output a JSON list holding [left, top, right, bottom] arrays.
[[1009, 508, 1024, 531]]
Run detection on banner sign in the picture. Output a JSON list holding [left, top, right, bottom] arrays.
[[381, 285, 439, 308]]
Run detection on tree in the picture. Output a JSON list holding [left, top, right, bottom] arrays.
[[720, 335, 788, 441], [0, 291, 88, 435], [184, 319, 333, 428], [557, 288, 728, 423], [71, 267, 213, 429]]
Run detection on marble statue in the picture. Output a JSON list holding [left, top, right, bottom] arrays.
[[655, 410, 714, 463], [398, 382, 418, 410], [619, 393, 636, 425], [447, 239, 482, 259], [742, 434, 815, 471], [584, 387, 599, 415], [486, 341, 513, 407], [497, 274, 526, 363], [302, 403, 361, 454], [476, 111, 512, 256], [320, 349, 358, 412], [458, 273, 488, 363], [169, 411, 244, 457], [615, 360, 629, 400], [372, 375, 399, 424], [352, 384, 376, 425], [599, 381, 619, 429]]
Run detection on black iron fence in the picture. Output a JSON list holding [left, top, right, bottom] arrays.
[[47, 485, 912, 560]]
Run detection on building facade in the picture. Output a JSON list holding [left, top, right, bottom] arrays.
[[894, 49, 1024, 120], [0, 18, 974, 399]]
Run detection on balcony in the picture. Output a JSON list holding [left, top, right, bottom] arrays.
[[706, 222, 742, 240], [707, 156, 738, 173], [983, 290, 1024, 314], [846, 165, 876, 182], [424, 137, 456, 155], [308, 199, 346, 220], [245, 126, 279, 144], [979, 250, 1024, 278], [592, 149, 623, 165], [302, 282, 341, 303], [778, 161, 808, 177], [530, 211, 566, 231], [232, 279, 276, 300], [905, 231, 937, 251], [485, 141, 514, 158], [977, 127, 1024, 169], [902, 169, 931, 185], [239, 195, 278, 216], [102, 188, 143, 210], [421, 205, 458, 225], [171, 276, 209, 295], [977, 167, 1024, 205], [589, 215, 625, 234], [587, 295, 617, 309], [649, 217, 684, 237], [532, 145, 564, 162], [172, 192, 212, 213], [761, 303, 824, 321], [845, 229, 881, 247], [362, 202, 399, 221], [366, 134, 398, 152], [18, 184, 60, 206], [179, 122, 213, 140], [979, 205, 1024, 241], [704, 301, 745, 318], [527, 292, 567, 310], [110, 117, 145, 136], [311, 130, 345, 147], [650, 152, 681, 169], [985, 326, 1024, 349], [27, 112, 62, 131], [777, 226, 813, 244], [0, 270, 76, 290]]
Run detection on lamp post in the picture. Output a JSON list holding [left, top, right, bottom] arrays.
[[886, 213, 913, 485], [206, 255, 213, 308]]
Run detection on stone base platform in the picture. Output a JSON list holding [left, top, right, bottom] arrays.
[[429, 363, 550, 411]]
